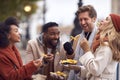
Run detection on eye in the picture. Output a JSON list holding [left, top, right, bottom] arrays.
[[106, 17, 110, 21], [14, 29, 18, 32]]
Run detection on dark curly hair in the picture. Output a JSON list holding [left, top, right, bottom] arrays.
[[0, 17, 19, 48], [0, 22, 9, 48]]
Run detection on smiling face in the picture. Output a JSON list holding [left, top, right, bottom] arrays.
[[78, 11, 96, 32], [44, 26, 60, 48], [8, 25, 21, 44], [98, 16, 111, 31]]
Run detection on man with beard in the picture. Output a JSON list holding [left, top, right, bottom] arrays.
[[25, 22, 66, 80]]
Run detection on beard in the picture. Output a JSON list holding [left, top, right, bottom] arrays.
[[47, 39, 59, 48]]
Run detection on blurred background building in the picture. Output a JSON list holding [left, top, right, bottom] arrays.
[[111, 0, 120, 14], [0, 0, 113, 48]]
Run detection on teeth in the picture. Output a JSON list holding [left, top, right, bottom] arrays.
[[53, 40, 57, 43]]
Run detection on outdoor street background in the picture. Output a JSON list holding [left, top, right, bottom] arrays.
[[0, 0, 120, 79]]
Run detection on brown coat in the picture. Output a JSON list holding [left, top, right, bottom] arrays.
[[0, 45, 37, 80]]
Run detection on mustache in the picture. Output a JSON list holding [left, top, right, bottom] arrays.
[[52, 38, 59, 41]]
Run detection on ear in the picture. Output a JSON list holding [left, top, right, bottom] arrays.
[[43, 33, 47, 38], [92, 17, 96, 23]]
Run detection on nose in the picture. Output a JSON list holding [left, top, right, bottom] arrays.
[[80, 20, 85, 25], [99, 20, 104, 25], [54, 34, 59, 39]]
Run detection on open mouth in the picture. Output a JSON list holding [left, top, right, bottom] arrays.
[[52, 40, 58, 43]]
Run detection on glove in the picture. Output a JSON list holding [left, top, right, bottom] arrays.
[[80, 38, 90, 53], [63, 42, 74, 55]]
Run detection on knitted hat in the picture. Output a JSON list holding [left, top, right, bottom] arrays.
[[110, 14, 120, 32]]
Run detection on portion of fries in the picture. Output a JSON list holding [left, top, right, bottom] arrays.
[[60, 59, 77, 65], [50, 71, 67, 77]]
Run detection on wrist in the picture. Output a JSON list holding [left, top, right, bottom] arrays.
[[66, 53, 75, 59], [84, 48, 90, 53]]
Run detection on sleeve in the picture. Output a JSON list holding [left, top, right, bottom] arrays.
[[0, 56, 37, 80], [79, 66, 88, 78], [25, 40, 35, 64], [79, 46, 112, 76], [25, 40, 49, 73]]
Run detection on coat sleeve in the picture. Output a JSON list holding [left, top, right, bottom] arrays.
[[79, 45, 112, 76], [25, 40, 35, 64], [0, 56, 37, 80]]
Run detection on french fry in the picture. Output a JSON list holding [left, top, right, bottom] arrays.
[[41, 53, 47, 57], [70, 36, 76, 41], [40, 53, 47, 60]]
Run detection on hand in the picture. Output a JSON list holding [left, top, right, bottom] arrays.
[[80, 38, 90, 53], [43, 54, 54, 63], [63, 65, 80, 72], [50, 72, 65, 80], [33, 59, 42, 69], [66, 54, 75, 59]]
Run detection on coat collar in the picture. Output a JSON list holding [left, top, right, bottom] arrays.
[[0, 45, 23, 68], [37, 33, 61, 52]]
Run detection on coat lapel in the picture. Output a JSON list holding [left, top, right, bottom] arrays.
[[12, 46, 23, 66]]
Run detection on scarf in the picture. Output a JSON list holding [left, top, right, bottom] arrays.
[[91, 32, 108, 52]]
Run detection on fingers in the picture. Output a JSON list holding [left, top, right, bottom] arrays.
[[43, 54, 54, 62], [50, 72, 65, 80], [63, 65, 71, 70], [63, 64, 81, 74], [80, 38, 90, 53], [63, 64, 73, 70], [33, 59, 42, 69], [44, 54, 54, 59], [80, 38, 87, 45], [63, 65, 80, 71]]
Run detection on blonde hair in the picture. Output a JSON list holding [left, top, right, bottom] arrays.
[[100, 17, 120, 61]]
